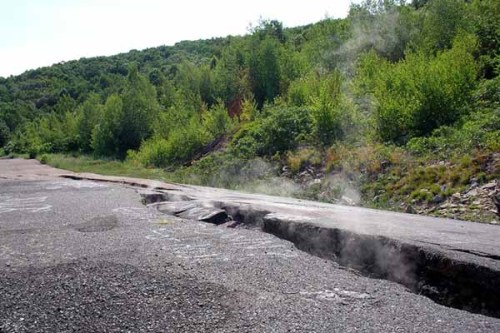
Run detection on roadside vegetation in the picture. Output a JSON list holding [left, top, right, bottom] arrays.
[[1, 0, 499, 222]]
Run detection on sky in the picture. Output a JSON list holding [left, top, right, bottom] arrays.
[[0, 0, 358, 78]]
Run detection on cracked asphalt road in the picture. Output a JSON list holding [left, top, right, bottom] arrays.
[[1, 161, 500, 332]]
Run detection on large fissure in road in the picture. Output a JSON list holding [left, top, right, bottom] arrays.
[[140, 189, 500, 319], [261, 216, 500, 319]]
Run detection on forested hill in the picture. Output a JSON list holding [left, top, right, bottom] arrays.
[[0, 37, 226, 114], [0, 16, 348, 154], [1, 0, 499, 222]]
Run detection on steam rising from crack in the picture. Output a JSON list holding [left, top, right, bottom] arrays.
[[325, 5, 412, 75]]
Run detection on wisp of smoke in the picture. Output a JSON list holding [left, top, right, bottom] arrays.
[[325, 6, 412, 76]]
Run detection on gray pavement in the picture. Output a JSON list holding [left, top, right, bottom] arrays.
[[1, 159, 500, 332]]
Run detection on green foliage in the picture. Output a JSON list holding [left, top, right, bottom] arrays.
[[287, 78, 310, 107], [92, 94, 124, 157], [240, 97, 258, 122], [407, 107, 500, 156], [248, 35, 283, 108], [251, 19, 285, 43], [383, 150, 498, 208], [279, 47, 309, 93], [471, 0, 500, 78], [299, 18, 350, 70], [39, 154, 49, 164], [53, 95, 77, 115], [157, 78, 177, 109], [346, 0, 420, 62], [286, 148, 323, 174], [0, 120, 10, 147], [286, 72, 321, 107], [418, 0, 473, 54], [199, 64, 215, 106], [474, 75, 500, 108], [202, 100, 234, 138], [357, 34, 478, 143], [213, 41, 249, 105], [76, 94, 102, 152], [120, 64, 161, 153], [0, 101, 35, 137], [133, 116, 208, 167], [1, 1, 497, 217], [61, 111, 79, 151], [310, 73, 345, 146], [172, 151, 285, 193], [171, 61, 203, 111], [10, 109, 79, 155], [231, 105, 312, 158], [42, 153, 169, 180]]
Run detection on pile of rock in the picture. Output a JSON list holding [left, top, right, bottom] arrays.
[[427, 180, 499, 223]]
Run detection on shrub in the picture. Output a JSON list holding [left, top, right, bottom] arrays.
[[310, 73, 346, 146], [92, 95, 123, 157], [286, 148, 323, 174], [202, 100, 234, 138], [240, 97, 259, 122], [407, 107, 500, 157], [230, 105, 313, 158], [134, 117, 208, 168], [39, 154, 49, 164], [0, 120, 10, 147], [356, 34, 478, 143]]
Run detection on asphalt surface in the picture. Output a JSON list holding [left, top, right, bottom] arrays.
[[1, 159, 500, 332]]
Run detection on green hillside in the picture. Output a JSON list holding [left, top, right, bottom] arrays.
[[1, 0, 499, 222]]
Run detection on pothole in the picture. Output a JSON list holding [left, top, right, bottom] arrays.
[[73, 215, 118, 233]]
